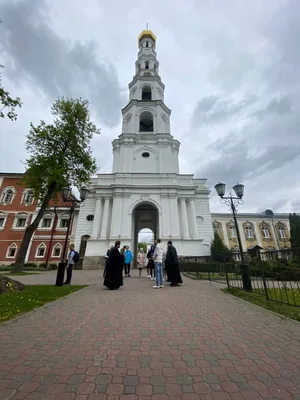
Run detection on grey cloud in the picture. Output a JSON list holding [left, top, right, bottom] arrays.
[[252, 96, 292, 120], [0, 0, 124, 127], [192, 94, 257, 126]]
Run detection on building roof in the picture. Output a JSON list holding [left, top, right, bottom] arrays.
[[138, 29, 156, 48]]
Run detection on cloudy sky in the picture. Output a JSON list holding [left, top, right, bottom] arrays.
[[1, 0, 299, 214]]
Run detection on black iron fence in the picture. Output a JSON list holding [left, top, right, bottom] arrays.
[[179, 248, 300, 308]]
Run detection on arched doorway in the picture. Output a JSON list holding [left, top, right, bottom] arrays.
[[132, 202, 159, 267], [77, 235, 90, 269]]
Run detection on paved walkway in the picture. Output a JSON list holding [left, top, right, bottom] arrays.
[[1, 271, 300, 400]]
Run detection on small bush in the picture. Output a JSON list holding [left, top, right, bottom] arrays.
[[24, 262, 38, 268], [47, 263, 58, 270], [38, 263, 48, 269]]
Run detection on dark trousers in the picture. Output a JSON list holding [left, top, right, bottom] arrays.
[[66, 264, 73, 283], [124, 263, 131, 275]]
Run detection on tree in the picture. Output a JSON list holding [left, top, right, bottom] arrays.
[[13, 97, 100, 271], [289, 213, 300, 251], [210, 230, 232, 262], [0, 20, 22, 120], [138, 242, 147, 254]]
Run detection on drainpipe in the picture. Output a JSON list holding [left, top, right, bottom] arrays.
[[45, 206, 58, 267]]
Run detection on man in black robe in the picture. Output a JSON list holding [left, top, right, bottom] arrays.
[[103, 241, 124, 290], [165, 241, 183, 287]]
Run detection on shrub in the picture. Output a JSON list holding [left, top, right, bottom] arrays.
[[38, 263, 48, 269], [47, 263, 58, 270], [24, 262, 38, 268]]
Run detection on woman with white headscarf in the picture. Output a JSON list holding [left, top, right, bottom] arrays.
[[137, 248, 146, 277]]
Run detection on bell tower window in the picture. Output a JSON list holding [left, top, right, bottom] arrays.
[[142, 86, 152, 100], [145, 61, 149, 69], [146, 41, 148, 47], [139, 111, 153, 132]]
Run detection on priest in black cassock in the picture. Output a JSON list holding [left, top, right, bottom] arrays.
[[165, 241, 183, 287], [103, 241, 124, 290]]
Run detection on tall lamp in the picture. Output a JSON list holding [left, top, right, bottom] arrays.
[[214, 182, 252, 291], [55, 187, 89, 286]]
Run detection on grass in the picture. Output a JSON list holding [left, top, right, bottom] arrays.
[[0, 285, 86, 322], [0, 272, 41, 276], [224, 287, 300, 322]]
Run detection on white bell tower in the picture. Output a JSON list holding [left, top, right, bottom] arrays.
[[112, 29, 180, 174]]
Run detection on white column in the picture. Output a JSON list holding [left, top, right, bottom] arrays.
[[169, 195, 180, 237], [253, 221, 263, 247], [270, 222, 280, 250], [238, 220, 247, 252], [100, 197, 110, 239], [221, 221, 230, 248], [110, 195, 123, 238], [161, 195, 171, 237], [180, 198, 190, 239], [121, 195, 130, 238], [91, 198, 102, 239], [187, 199, 198, 239]]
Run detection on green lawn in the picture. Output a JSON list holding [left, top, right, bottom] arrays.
[[224, 287, 300, 322], [0, 272, 41, 276], [0, 285, 86, 322]]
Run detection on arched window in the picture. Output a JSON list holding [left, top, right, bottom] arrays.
[[146, 41, 148, 47], [52, 243, 62, 258], [24, 190, 34, 205], [14, 213, 28, 229], [139, 111, 153, 132], [138, 63, 141, 70], [3, 189, 13, 204], [40, 213, 53, 229], [227, 221, 237, 238], [6, 243, 18, 258], [260, 222, 270, 239], [145, 61, 149, 70], [244, 221, 254, 239], [142, 86, 152, 100], [36, 243, 47, 258], [276, 222, 286, 239]]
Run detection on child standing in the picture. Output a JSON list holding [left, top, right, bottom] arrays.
[[137, 248, 146, 277]]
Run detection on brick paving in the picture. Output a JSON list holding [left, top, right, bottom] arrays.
[[0, 271, 300, 399]]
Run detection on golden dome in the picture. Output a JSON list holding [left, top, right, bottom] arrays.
[[138, 30, 156, 48]]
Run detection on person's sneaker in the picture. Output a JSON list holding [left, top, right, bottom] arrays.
[[160, 285, 164, 288], [151, 277, 155, 280], [152, 285, 160, 289]]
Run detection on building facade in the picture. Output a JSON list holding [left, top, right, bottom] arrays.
[[75, 30, 214, 268], [211, 210, 291, 258], [0, 173, 78, 265]]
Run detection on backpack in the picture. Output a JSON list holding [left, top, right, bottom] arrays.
[[73, 251, 80, 263]]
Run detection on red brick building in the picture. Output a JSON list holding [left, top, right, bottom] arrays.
[[0, 173, 78, 265]]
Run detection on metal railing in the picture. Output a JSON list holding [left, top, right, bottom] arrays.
[[179, 248, 300, 308]]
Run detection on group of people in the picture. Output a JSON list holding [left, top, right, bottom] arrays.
[[103, 239, 183, 290]]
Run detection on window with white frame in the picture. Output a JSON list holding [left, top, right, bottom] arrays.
[[1, 187, 16, 205], [277, 223, 286, 239], [6, 243, 18, 258], [232, 247, 241, 261], [260, 222, 270, 239], [41, 217, 52, 228], [60, 218, 69, 228], [23, 190, 34, 205], [228, 222, 237, 238], [52, 243, 61, 258], [0, 213, 7, 229], [36, 243, 46, 258], [244, 222, 254, 239], [15, 214, 28, 228]]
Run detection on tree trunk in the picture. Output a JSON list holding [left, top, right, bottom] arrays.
[[13, 181, 57, 272]]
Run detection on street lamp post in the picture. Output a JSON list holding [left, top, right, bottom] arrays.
[[214, 182, 252, 291], [55, 187, 89, 286]]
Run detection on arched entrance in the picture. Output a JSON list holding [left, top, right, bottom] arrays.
[[132, 202, 159, 266], [77, 235, 90, 269]]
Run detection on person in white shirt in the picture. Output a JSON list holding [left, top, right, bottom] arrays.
[[153, 239, 164, 288]]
